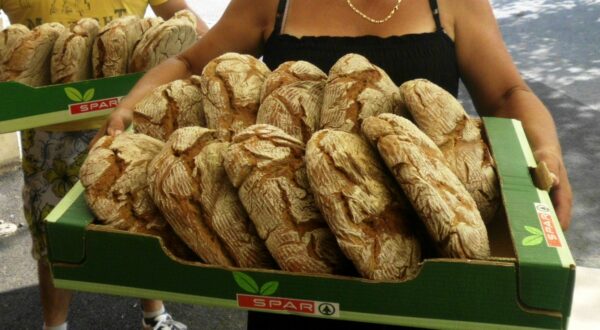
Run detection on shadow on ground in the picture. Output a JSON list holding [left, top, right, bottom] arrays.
[[0, 285, 247, 330]]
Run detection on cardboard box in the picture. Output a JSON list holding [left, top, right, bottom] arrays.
[[45, 117, 576, 329], [0, 73, 142, 133]]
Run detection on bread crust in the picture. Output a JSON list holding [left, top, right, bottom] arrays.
[[200, 53, 270, 140], [305, 128, 421, 280], [0, 24, 30, 80], [129, 9, 197, 73], [361, 114, 490, 259], [1, 23, 65, 86], [51, 18, 100, 83], [399, 79, 499, 223], [319, 53, 404, 133], [80, 132, 193, 259], [259, 60, 327, 102], [257, 80, 324, 143], [147, 127, 275, 268], [133, 76, 205, 141], [223, 124, 351, 274], [92, 16, 162, 78]]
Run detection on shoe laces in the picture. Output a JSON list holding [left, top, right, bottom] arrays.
[[143, 313, 188, 330]]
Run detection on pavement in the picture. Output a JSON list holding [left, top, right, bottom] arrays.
[[1, 1, 599, 329]]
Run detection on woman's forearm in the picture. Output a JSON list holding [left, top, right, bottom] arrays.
[[491, 88, 562, 158], [489, 88, 572, 229], [119, 56, 192, 111]]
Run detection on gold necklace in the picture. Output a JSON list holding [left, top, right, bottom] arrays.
[[346, 0, 403, 24]]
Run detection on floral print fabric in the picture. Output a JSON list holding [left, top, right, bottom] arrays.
[[20, 128, 96, 261]]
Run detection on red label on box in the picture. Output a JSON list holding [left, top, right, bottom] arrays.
[[237, 294, 339, 317], [535, 203, 562, 248], [69, 97, 120, 115]]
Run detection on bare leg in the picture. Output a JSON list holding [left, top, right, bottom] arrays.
[[141, 299, 164, 313], [38, 260, 72, 327]]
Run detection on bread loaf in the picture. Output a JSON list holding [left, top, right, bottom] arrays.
[[147, 127, 275, 268], [256, 81, 324, 143], [92, 16, 163, 78], [305, 128, 421, 280], [399, 79, 499, 223], [319, 53, 404, 133], [80, 132, 193, 259], [223, 124, 350, 274], [200, 53, 270, 140], [361, 114, 490, 259], [1, 23, 65, 86], [129, 9, 197, 73], [260, 60, 327, 102], [51, 18, 100, 83], [0, 24, 29, 80], [133, 76, 205, 141]]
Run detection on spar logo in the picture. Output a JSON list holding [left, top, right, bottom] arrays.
[[233, 272, 340, 317], [521, 203, 562, 248], [64, 87, 120, 115]]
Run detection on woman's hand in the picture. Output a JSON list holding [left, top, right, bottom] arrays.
[[534, 149, 573, 231], [89, 106, 133, 149]]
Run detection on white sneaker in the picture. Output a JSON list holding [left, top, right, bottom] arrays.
[[142, 312, 188, 330], [0, 220, 17, 238]]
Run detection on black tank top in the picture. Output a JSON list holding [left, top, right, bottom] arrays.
[[263, 0, 459, 96]]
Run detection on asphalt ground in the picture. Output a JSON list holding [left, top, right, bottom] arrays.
[[1, 1, 599, 329]]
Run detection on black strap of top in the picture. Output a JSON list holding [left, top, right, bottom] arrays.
[[273, 0, 288, 36], [428, 0, 443, 31]]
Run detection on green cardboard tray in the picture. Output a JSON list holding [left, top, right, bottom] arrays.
[[0, 73, 142, 133], [45, 117, 576, 329]]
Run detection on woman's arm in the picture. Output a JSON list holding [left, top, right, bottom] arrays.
[[151, 0, 210, 35], [94, 0, 275, 141], [452, 0, 572, 229]]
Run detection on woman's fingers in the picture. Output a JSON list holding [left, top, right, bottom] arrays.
[[535, 154, 573, 231]]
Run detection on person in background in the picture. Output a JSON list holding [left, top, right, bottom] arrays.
[[0, 1, 209, 329], [97, 0, 573, 328]]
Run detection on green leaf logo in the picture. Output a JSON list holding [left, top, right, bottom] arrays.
[[233, 272, 259, 294], [233, 272, 279, 296], [522, 225, 544, 246], [83, 88, 95, 101], [259, 281, 279, 296], [65, 87, 83, 102], [524, 226, 543, 235]]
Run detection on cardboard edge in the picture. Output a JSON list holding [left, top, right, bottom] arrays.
[[52, 279, 548, 330], [483, 117, 575, 319], [0, 73, 143, 133], [46, 181, 85, 223]]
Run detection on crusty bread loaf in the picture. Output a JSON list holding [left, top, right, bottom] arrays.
[[1, 23, 65, 86], [50, 18, 100, 84], [361, 114, 490, 259], [399, 79, 499, 224], [92, 16, 163, 78], [259, 60, 327, 102], [223, 124, 351, 274], [256, 81, 324, 143], [200, 53, 270, 140], [129, 9, 197, 73], [305, 128, 421, 280], [0, 24, 29, 80], [80, 132, 193, 259], [147, 126, 275, 268], [133, 76, 205, 141], [319, 53, 404, 133]]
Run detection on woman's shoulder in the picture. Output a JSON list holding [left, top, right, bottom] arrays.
[[439, 0, 495, 20], [223, 0, 280, 36], [438, 0, 497, 37]]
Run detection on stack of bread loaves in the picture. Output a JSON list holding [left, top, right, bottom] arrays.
[[0, 10, 198, 86], [81, 52, 499, 280]]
